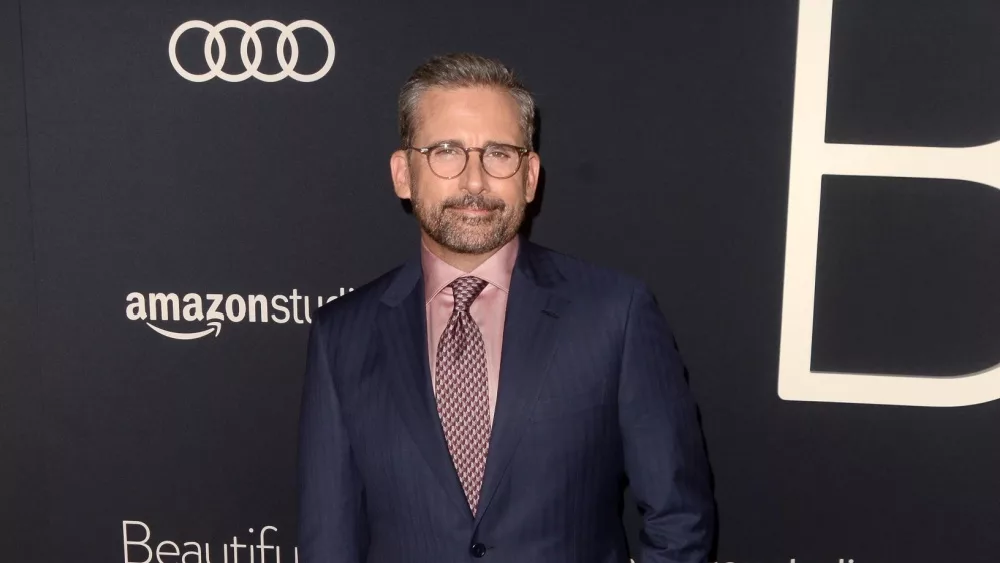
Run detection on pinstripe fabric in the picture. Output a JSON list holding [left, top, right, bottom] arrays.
[[297, 235, 716, 563]]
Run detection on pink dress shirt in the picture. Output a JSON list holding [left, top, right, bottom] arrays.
[[422, 236, 519, 423]]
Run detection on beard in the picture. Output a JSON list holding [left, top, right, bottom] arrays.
[[410, 179, 527, 255]]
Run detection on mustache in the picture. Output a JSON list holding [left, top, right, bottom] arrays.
[[442, 194, 506, 211]]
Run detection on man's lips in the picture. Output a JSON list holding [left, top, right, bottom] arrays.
[[447, 206, 497, 215]]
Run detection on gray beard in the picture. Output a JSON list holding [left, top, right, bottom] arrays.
[[411, 190, 526, 255]]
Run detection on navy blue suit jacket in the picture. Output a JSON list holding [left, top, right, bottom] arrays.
[[297, 237, 715, 563]]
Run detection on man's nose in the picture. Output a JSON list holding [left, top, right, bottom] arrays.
[[460, 149, 487, 194]]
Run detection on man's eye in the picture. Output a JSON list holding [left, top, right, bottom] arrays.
[[487, 149, 512, 159], [434, 147, 461, 156]]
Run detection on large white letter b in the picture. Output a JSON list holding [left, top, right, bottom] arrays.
[[779, 0, 1000, 407]]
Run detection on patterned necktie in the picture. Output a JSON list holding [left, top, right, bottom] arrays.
[[434, 275, 491, 515]]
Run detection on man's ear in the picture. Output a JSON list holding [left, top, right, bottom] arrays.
[[390, 150, 412, 200], [524, 152, 541, 203]]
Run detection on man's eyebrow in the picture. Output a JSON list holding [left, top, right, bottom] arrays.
[[421, 139, 520, 148], [423, 138, 465, 147], [483, 139, 519, 147]]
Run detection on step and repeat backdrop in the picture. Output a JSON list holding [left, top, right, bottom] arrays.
[[3, 0, 999, 561]]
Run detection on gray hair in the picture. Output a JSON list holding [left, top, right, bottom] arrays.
[[398, 53, 536, 151]]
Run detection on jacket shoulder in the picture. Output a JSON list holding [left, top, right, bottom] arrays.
[[528, 241, 644, 295], [310, 263, 403, 329]]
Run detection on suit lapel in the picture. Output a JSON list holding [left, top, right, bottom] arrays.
[[474, 240, 569, 524], [377, 257, 472, 516]]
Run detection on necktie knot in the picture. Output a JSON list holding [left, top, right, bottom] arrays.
[[449, 276, 488, 313]]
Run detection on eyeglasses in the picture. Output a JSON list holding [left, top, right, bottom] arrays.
[[406, 142, 530, 180]]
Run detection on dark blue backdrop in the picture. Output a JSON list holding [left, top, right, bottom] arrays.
[[2, 0, 999, 561]]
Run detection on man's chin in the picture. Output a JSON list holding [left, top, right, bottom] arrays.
[[437, 229, 510, 255], [420, 211, 521, 254], [442, 238, 501, 255]]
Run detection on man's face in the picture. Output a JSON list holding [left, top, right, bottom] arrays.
[[391, 86, 540, 255]]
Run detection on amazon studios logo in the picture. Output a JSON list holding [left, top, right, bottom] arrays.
[[779, 0, 1000, 407], [125, 288, 352, 340]]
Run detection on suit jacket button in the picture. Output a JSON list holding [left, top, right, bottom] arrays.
[[470, 542, 487, 558]]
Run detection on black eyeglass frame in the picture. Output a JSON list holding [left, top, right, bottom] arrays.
[[405, 142, 531, 180]]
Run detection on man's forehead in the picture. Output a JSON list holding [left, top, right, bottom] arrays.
[[415, 86, 521, 135]]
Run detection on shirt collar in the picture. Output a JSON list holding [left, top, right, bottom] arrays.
[[421, 236, 520, 304]]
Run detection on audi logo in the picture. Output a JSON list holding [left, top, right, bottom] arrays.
[[168, 20, 335, 83]]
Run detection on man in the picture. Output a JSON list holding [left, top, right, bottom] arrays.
[[297, 53, 715, 563]]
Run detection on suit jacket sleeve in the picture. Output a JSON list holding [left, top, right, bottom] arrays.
[[297, 312, 369, 563], [618, 283, 716, 563]]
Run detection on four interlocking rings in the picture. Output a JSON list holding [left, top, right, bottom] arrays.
[[168, 20, 335, 83]]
